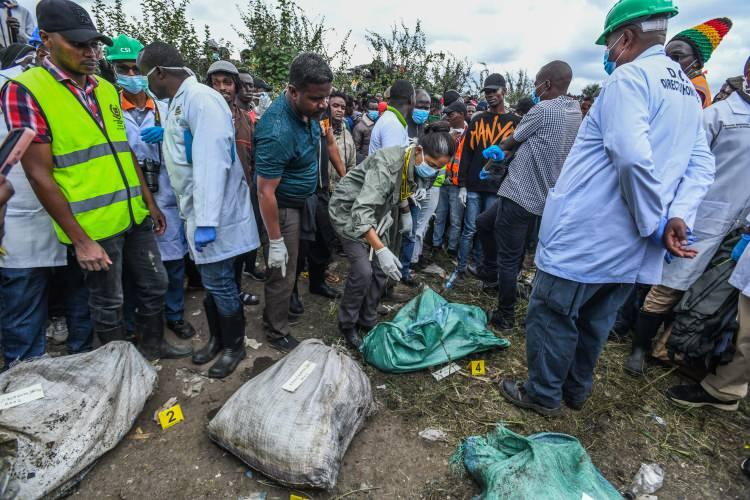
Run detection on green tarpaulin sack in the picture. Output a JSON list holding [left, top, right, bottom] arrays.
[[450, 425, 621, 500], [361, 288, 509, 373]]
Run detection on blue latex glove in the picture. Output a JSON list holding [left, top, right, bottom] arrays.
[[731, 234, 750, 262], [479, 169, 490, 180], [482, 145, 505, 161], [140, 126, 164, 144], [194, 226, 216, 252]]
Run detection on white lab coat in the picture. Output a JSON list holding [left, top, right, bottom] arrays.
[[0, 67, 66, 269], [162, 76, 259, 265], [535, 45, 715, 285], [662, 92, 750, 290], [123, 97, 188, 262]]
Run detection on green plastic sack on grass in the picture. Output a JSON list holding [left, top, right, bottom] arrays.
[[450, 425, 621, 500], [360, 288, 509, 373]]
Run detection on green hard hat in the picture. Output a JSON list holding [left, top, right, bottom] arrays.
[[596, 0, 679, 45], [105, 34, 144, 62]]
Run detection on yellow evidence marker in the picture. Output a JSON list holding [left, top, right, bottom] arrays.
[[470, 360, 485, 376], [158, 403, 184, 430]]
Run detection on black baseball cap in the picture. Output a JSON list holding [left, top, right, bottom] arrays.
[[443, 99, 467, 116], [482, 73, 506, 92], [37, 0, 113, 46]]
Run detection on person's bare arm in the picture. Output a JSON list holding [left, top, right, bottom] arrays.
[[364, 227, 384, 251], [21, 142, 112, 271], [257, 176, 282, 240], [327, 128, 346, 178], [130, 152, 166, 235]]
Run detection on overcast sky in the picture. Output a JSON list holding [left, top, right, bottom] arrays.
[[23, 0, 750, 95]]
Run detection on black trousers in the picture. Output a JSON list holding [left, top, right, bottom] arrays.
[[297, 190, 335, 289], [477, 197, 537, 316]]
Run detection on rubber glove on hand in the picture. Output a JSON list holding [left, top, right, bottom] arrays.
[[731, 234, 750, 262], [413, 187, 427, 202], [482, 145, 505, 162], [140, 126, 164, 144], [194, 226, 216, 252], [375, 246, 402, 281], [649, 216, 668, 247], [400, 211, 413, 234], [458, 187, 468, 207], [268, 237, 289, 277]]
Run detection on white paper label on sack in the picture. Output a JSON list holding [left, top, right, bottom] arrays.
[[282, 361, 317, 392], [431, 363, 461, 381], [0, 383, 44, 410]]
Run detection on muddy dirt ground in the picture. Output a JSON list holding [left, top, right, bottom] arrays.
[[52, 253, 750, 499]]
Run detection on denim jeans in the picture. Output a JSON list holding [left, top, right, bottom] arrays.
[[84, 218, 168, 334], [524, 270, 633, 407], [0, 267, 49, 365], [476, 197, 537, 316], [457, 191, 497, 272], [432, 185, 464, 251], [411, 186, 441, 264], [198, 257, 241, 317], [0, 259, 92, 365], [399, 204, 420, 279]]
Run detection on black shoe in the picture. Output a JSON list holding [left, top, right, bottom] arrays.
[[667, 383, 739, 411], [401, 275, 421, 288], [137, 311, 192, 361], [240, 292, 260, 306], [167, 319, 196, 339], [563, 398, 585, 411], [624, 346, 648, 377], [340, 326, 363, 350], [488, 310, 514, 332], [481, 280, 499, 293], [208, 310, 247, 379], [447, 248, 458, 258], [193, 296, 222, 365], [289, 290, 304, 316], [742, 458, 750, 479], [357, 323, 376, 335], [310, 282, 341, 299], [499, 379, 560, 417], [269, 335, 300, 353]]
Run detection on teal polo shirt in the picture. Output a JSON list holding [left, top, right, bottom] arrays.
[[254, 93, 320, 207]]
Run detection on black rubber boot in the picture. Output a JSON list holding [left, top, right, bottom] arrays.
[[193, 295, 222, 365], [137, 311, 192, 361], [289, 283, 304, 316], [208, 309, 247, 378], [340, 325, 363, 350], [97, 325, 128, 345], [624, 310, 665, 376]]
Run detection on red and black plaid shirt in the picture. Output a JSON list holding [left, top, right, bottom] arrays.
[[1, 58, 103, 144]]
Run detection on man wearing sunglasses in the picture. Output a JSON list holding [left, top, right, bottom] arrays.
[[0, 0, 191, 361]]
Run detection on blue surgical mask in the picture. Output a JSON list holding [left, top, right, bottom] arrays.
[[367, 110, 379, 121], [412, 108, 429, 125], [530, 82, 546, 105], [117, 74, 147, 95], [415, 162, 437, 179], [603, 34, 624, 75]]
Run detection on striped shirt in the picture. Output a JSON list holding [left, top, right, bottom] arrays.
[[1, 57, 102, 143]]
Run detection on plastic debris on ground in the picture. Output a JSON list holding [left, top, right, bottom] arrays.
[[244, 338, 262, 350], [208, 339, 375, 489], [624, 463, 664, 499], [361, 288, 509, 373], [0, 342, 157, 499], [175, 367, 212, 398], [422, 263, 447, 278], [153, 396, 179, 422], [419, 428, 448, 442], [450, 425, 621, 500]]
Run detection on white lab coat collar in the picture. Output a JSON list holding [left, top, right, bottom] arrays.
[[173, 75, 198, 101], [726, 91, 750, 116]]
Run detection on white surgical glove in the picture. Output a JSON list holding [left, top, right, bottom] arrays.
[[458, 187, 468, 207], [375, 247, 402, 281], [414, 187, 427, 202], [400, 211, 413, 235], [268, 237, 289, 277]]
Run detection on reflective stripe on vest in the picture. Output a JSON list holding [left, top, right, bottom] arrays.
[[11, 67, 149, 244], [54, 140, 131, 168]]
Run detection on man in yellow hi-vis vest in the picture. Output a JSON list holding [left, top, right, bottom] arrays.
[[0, 0, 191, 360]]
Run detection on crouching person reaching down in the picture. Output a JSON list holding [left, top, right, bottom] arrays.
[[138, 42, 260, 378], [329, 131, 454, 348]]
